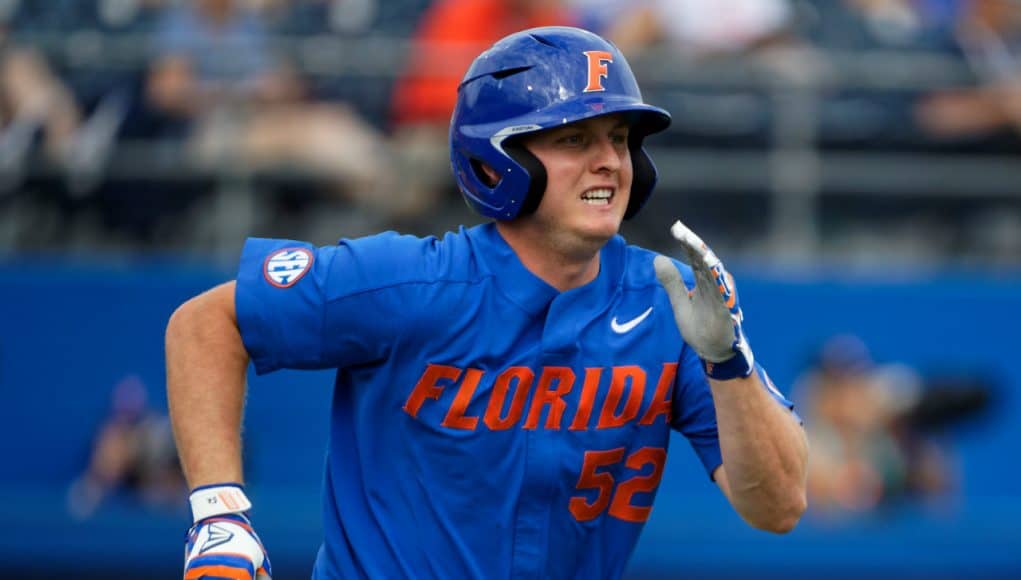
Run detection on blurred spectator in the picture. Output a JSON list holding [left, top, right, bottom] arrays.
[[0, 43, 132, 203], [256, 0, 396, 150], [801, 0, 1021, 151], [804, 0, 962, 53], [67, 375, 186, 519], [796, 335, 957, 518], [145, 0, 395, 213], [599, 0, 797, 59], [0, 47, 81, 185], [388, 0, 575, 223], [260, 0, 379, 36], [797, 334, 996, 521], [0, 3, 148, 248], [915, 0, 1021, 142]]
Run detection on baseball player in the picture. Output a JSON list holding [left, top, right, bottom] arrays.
[[167, 26, 807, 580]]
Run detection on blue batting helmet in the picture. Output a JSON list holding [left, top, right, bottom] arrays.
[[450, 26, 672, 220]]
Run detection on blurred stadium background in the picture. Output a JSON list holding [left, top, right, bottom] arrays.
[[1, 0, 1019, 578]]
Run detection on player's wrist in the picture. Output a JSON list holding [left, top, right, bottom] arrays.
[[189, 483, 252, 524], [702, 352, 753, 380], [702, 339, 755, 381]]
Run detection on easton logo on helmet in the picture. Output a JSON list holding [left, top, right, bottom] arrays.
[[583, 50, 613, 92]]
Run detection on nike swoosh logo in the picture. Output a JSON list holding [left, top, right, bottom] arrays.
[[611, 307, 653, 334]]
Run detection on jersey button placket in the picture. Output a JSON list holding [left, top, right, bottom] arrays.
[[512, 295, 582, 578]]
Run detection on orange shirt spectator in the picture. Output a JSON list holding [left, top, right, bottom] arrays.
[[391, 0, 575, 128]]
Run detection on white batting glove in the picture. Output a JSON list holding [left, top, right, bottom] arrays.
[[653, 220, 755, 380], [183, 484, 272, 580]]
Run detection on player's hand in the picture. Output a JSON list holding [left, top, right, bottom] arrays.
[[653, 220, 755, 380], [183, 484, 272, 580]]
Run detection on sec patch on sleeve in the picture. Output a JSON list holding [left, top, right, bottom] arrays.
[[263, 248, 314, 288]]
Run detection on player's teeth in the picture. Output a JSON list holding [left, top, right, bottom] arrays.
[[581, 188, 612, 203]]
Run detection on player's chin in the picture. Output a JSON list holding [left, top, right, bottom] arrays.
[[577, 216, 623, 242]]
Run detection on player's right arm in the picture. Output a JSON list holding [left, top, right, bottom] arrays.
[[166, 281, 271, 579], [166, 281, 246, 488]]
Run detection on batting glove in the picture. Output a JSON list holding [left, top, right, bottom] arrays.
[[184, 484, 272, 580], [653, 220, 755, 381]]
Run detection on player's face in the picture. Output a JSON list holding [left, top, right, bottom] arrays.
[[521, 114, 633, 250]]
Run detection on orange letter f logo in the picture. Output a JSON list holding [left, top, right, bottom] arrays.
[[583, 50, 613, 92]]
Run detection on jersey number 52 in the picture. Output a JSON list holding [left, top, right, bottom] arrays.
[[569, 447, 666, 523]]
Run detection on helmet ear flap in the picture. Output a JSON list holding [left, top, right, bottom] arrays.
[[503, 140, 547, 218], [625, 146, 658, 220]]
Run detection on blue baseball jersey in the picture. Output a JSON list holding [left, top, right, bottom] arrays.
[[235, 223, 792, 579]]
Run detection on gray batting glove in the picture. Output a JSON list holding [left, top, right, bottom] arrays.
[[653, 220, 755, 380]]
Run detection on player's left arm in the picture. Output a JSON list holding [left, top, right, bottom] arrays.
[[707, 372, 808, 533], [654, 221, 808, 534]]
